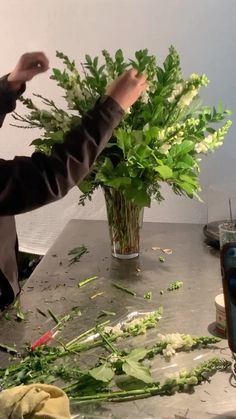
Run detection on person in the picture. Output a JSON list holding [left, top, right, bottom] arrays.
[[0, 52, 147, 311]]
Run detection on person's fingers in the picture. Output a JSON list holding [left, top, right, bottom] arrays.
[[127, 68, 139, 78], [22, 52, 49, 70], [140, 81, 149, 91], [135, 72, 147, 84]]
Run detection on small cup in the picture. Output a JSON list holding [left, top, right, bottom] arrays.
[[219, 222, 236, 248]]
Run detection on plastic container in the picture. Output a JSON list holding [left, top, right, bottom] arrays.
[[215, 293, 226, 335]]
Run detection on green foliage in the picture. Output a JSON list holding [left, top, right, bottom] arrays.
[[13, 47, 232, 207]]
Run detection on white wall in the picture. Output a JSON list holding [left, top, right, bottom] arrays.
[[0, 0, 235, 253]]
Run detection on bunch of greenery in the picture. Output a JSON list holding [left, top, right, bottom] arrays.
[[12, 46, 232, 208]]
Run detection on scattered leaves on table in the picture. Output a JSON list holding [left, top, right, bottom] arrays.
[[4, 313, 11, 321], [152, 247, 173, 255], [68, 245, 88, 265], [98, 310, 116, 318], [36, 308, 47, 318], [112, 282, 136, 296], [90, 292, 105, 300], [0, 343, 18, 355], [144, 291, 152, 300], [78, 275, 98, 287], [167, 281, 183, 291]]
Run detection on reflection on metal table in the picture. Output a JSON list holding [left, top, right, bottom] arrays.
[[0, 220, 235, 419]]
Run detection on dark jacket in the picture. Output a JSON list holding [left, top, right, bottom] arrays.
[[0, 76, 124, 310]]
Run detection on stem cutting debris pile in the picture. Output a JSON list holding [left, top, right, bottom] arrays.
[[0, 306, 230, 403]]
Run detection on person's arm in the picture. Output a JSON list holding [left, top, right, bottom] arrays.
[[0, 95, 124, 215], [0, 75, 25, 127], [0, 54, 147, 216], [0, 53, 147, 216]]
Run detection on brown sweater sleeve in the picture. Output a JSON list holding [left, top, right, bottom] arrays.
[[0, 75, 25, 126], [0, 95, 124, 215]]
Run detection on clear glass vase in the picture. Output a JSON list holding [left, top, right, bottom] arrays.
[[103, 187, 144, 259]]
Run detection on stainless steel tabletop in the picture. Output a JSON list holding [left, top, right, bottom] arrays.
[[0, 220, 235, 418]]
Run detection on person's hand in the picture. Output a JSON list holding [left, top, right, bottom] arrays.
[[106, 68, 148, 111], [7, 52, 49, 91]]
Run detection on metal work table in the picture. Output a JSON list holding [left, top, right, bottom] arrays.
[[0, 220, 235, 418]]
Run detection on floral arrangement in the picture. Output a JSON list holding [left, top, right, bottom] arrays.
[[12, 46, 232, 208]]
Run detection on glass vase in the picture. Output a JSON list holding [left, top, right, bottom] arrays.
[[103, 187, 143, 259]]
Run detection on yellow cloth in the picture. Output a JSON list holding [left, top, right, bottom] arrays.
[[0, 383, 71, 419]]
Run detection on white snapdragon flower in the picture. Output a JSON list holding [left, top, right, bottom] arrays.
[[178, 88, 198, 107], [189, 73, 209, 87], [159, 144, 171, 154], [141, 88, 150, 104], [109, 354, 119, 363], [104, 324, 123, 336], [204, 134, 214, 144], [195, 142, 208, 154], [182, 334, 194, 350], [164, 333, 184, 349], [186, 376, 198, 385], [163, 344, 176, 358], [167, 82, 185, 103], [157, 333, 165, 341], [189, 73, 199, 81], [173, 135, 183, 145], [158, 130, 165, 141], [166, 371, 180, 383]]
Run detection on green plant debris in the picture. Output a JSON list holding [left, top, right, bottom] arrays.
[[159, 256, 165, 263], [112, 282, 136, 296], [78, 275, 98, 287], [36, 308, 47, 318], [4, 313, 11, 321], [0, 305, 227, 405], [90, 292, 105, 300], [144, 291, 152, 300], [167, 281, 183, 291], [0, 344, 18, 355], [98, 310, 116, 318], [47, 309, 60, 325], [152, 247, 173, 255], [68, 245, 88, 265], [11, 299, 26, 322]]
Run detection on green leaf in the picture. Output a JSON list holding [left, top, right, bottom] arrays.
[[105, 177, 131, 188], [170, 141, 194, 157], [89, 363, 114, 383], [124, 184, 151, 207], [52, 68, 62, 79], [125, 348, 148, 362], [206, 127, 216, 134], [116, 129, 132, 154], [179, 174, 197, 186], [100, 157, 114, 176], [16, 309, 25, 321], [50, 131, 64, 142], [79, 180, 93, 194], [85, 54, 93, 65], [155, 165, 173, 179], [177, 181, 195, 195], [122, 360, 153, 384]]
